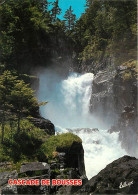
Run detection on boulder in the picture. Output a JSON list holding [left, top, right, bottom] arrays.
[[0, 171, 18, 194], [56, 142, 86, 178], [0, 170, 18, 186], [30, 116, 55, 135], [0, 162, 12, 170], [20, 162, 50, 174], [78, 156, 138, 194]]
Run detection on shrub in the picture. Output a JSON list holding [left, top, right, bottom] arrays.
[[41, 133, 82, 159], [123, 71, 132, 81]]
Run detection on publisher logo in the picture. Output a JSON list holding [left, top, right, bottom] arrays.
[[119, 181, 133, 189]]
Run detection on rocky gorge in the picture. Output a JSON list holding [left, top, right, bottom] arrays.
[[0, 87, 137, 195], [0, 56, 137, 194], [0, 0, 137, 194]]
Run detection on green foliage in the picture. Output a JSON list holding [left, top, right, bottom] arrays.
[[0, 70, 17, 142], [0, 0, 62, 71], [64, 6, 76, 30], [72, 0, 137, 65], [0, 119, 47, 163], [39, 101, 48, 106], [41, 133, 82, 159], [63, 168, 71, 175], [10, 79, 39, 132], [51, 0, 61, 22], [0, 120, 82, 174], [122, 71, 132, 81], [0, 70, 42, 140], [121, 60, 137, 81]]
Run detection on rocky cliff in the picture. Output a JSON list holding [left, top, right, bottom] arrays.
[[89, 59, 137, 157], [0, 156, 137, 194], [77, 155, 138, 194]]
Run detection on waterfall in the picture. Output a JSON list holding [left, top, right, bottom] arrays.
[[38, 71, 127, 179]]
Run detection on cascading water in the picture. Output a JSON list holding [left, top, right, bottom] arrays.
[[38, 71, 127, 179]]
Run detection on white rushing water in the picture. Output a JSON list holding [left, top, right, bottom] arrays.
[[38, 71, 127, 179]]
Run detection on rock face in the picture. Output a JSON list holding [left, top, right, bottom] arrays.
[[56, 141, 86, 178], [55, 141, 87, 195], [30, 116, 55, 135], [117, 106, 138, 157], [78, 156, 138, 194], [0, 141, 86, 194], [0, 171, 18, 194], [75, 56, 114, 74], [90, 66, 137, 119], [90, 70, 117, 121], [90, 64, 138, 156], [20, 162, 50, 173]]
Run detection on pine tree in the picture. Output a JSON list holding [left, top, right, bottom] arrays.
[[0, 71, 44, 137], [51, 0, 61, 22], [10, 80, 39, 133], [64, 6, 76, 30], [0, 71, 17, 143], [85, 0, 93, 7]]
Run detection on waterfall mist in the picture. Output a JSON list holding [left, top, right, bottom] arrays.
[[37, 68, 127, 179], [38, 69, 112, 129]]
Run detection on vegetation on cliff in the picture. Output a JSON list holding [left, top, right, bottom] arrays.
[[0, 0, 75, 73], [41, 133, 82, 159], [0, 70, 41, 143], [0, 119, 81, 172], [72, 0, 137, 66], [0, 0, 136, 72]]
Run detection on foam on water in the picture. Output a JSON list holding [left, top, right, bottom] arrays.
[[76, 129, 126, 179], [38, 71, 127, 179]]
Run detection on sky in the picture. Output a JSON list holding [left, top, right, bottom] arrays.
[[49, 0, 86, 19]]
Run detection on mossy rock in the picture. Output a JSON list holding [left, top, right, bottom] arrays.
[[41, 133, 82, 159]]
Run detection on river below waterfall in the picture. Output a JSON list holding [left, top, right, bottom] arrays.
[[38, 71, 127, 179]]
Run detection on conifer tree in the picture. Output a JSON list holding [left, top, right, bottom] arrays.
[[10, 80, 39, 133], [0, 71, 17, 143], [64, 6, 76, 30], [0, 71, 46, 138], [51, 0, 61, 22]]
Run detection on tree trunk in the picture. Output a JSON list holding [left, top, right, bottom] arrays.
[[17, 114, 20, 133], [1, 109, 5, 144], [1, 121, 4, 144]]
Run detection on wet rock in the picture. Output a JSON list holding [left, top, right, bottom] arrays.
[[117, 106, 138, 157], [57, 169, 88, 195], [67, 128, 99, 134], [77, 156, 138, 194], [90, 70, 117, 120], [0, 171, 18, 194], [57, 153, 66, 170], [57, 142, 86, 178], [0, 162, 12, 170], [50, 161, 60, 170], [90, 67, 137, 157], [29, 116, 55, 135], [92, 140, 100, 144], [0, 171, 18, 186], [108, 125, 119, 134], [90, 65, 137, 120], [20, 162, 50, 174]]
